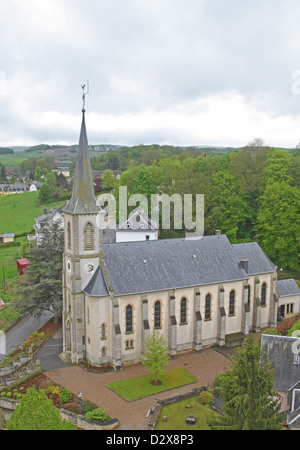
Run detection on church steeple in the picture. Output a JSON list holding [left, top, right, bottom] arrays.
[[63, 86, 101, 214]]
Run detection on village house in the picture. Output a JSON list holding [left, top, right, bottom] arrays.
[[261, 334, 300, 429]]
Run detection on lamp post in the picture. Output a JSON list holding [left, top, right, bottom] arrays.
[[78, 392, 82, 414]]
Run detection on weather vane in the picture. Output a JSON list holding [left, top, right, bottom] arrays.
[[81, 81, 89, 112]]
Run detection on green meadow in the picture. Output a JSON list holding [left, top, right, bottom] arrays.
[[0, 191, 66, 298], [0, 191, 65, 235]]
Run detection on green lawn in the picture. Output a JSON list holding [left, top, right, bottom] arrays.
[[0, 191, 65, 235], [107, 368, 198, 401], [155, 394, 218, 430], [0, 304, 20, 332]]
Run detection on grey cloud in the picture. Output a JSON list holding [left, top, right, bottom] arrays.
[[1, 0, 300, 146]]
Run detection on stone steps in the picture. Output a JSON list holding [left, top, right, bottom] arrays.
[[0, 358, 39, 387]]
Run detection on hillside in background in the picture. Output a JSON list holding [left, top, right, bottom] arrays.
[[0, 191, 65, 235]]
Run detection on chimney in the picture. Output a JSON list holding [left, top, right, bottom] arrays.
[[215, 230, 221, 235], [240, 258, 249, 273]]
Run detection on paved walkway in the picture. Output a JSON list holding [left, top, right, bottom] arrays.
[[45, 348, 232, 430]]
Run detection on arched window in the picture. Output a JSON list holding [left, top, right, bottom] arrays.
[[180, 297, 187, 324], [154, 300, 161, 328], [101, 347, 107, 357], [126, 305, 133, 333], [100, 323, 106, 340], [84, 222, 94, 250], [205, 294, 211, 320], [67, 222, 71, 249], [229, 290, 235, 315], [247, 285, 251, 307], [261, 283, 267, 306]]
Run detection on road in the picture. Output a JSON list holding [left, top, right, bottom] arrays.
[[0, 310, 54, 362]]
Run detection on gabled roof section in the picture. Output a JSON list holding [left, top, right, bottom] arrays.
[[231, 242, 277, 275], [261, 334, 300, 391], [277, 278, 300, 297], [63, 110, 101, 215], [118, 209, 159, 231]]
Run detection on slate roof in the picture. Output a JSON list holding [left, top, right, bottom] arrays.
[[84, 266, 109, 297], [261, 335, 300, 391], [231, 242, 277, 275], [83, 234, 269, 297], [277, 279, 300, 297]]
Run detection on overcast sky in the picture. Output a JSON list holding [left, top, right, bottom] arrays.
[[1, 0, 300, 148]]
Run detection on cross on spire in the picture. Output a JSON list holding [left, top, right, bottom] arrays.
[[81, 81, 89, 113]]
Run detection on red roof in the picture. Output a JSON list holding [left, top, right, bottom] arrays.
[[17, 258, 30, 265]]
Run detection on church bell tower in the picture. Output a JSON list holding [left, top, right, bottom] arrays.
[[61, 85, 104, 364]]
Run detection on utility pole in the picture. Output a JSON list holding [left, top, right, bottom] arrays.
[[2, 262, 6, 294]]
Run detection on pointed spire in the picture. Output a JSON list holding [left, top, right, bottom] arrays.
[[63, 102, 101, 215]]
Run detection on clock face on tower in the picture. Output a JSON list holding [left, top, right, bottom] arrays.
[[84, 262, 96, 274]]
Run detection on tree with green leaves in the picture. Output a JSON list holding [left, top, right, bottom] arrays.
[[208, 170, 250, 242], [256, 181, 300, 270], [0, 163, 7, 183], [14, 219, 64, 320], [6, 387, 77, 430], [102, 169, 118, 191], [132, 164, 157, 200], [141, 331, 170, 384], [211, 335, 283, 430], [38, 182, 51, 202]]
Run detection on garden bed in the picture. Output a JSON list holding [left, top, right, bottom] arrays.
[[79, 360, 113, 373], [0, 373, 77, 408], [0, 319, 61, 366]]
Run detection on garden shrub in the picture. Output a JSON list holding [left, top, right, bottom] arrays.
[[199, 390, 214, 406], [46, 385, 60, 396], [85, 408, 110, 422], [262, 328, 278, 336], [59, 388, 73, 404], [81, 399, 98, 414], [287, 319, 300, 337]]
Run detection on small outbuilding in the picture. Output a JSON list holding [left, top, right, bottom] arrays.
[[0, 233, 15, 243], [17, 258, 30, 275]]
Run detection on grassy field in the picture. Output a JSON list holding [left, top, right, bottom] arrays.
[[107, 368, 198, 401], [0, 151, 43, 168], [0, 191, 65, 235], [155, 394, 218, 430], [0, 191, 65, 301]]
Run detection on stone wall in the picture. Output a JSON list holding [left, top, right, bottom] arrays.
[[59, 408, 119, 430]]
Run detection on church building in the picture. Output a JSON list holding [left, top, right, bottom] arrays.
[[61, 105, 296, 369]]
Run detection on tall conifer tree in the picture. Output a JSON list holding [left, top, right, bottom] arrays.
[[211, 335, 283, 430]]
